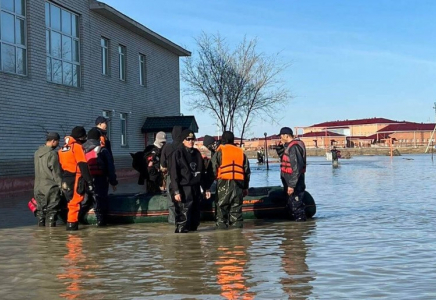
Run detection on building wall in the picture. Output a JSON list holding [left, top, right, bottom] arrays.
[[0, 0, 183, 177]]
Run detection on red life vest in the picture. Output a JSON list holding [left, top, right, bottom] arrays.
[[280, 139, 306, 174], [85, 146, 104, 176]]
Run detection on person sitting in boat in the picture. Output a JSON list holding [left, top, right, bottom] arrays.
[[144, 131, 167, 194], [278, 127, 307, 222], [170, 130, 211, 233], [211, 131, 251, 229]]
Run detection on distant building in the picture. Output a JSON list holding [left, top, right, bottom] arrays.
[[0, 0, 192, 178]]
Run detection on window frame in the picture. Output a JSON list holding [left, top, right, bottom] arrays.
[[120, 112, 127, 146], [138, 53, 146, 86], [118, 44, 126, 81], [101, 37, 109, 75], [45, 1, 80, 87], [102, 110, 112, 139], [0, 0, 27, 75]]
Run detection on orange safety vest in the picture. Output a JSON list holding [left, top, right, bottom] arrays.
[[217, 144, 245, 180], [58, 136, 87, 175], [280, 139, 306, 174]]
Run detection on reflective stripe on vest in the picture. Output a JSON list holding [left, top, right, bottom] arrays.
[[85, 147, 104, 176], [280, 139, 306, 174], [217, 144, 245, 180]]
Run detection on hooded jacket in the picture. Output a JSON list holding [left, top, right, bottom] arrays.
[[82, 139, 118, 186], [160, 126, 183, 169], [34, 145, 63, 199]]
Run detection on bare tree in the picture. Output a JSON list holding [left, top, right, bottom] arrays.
[[183, 32, 291, 143]]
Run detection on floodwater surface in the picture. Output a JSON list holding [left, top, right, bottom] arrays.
[[1, 154, 436, 299]]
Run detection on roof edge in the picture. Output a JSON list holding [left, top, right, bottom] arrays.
[[90, 1, 191, 57]]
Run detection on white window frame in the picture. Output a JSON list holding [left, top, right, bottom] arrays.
[[45, 1, 80, 86], [102, 110, 112, 139], [0, 0, 26, 75], [139, 53, 146, 86], [120, 113, 127, 146], [118, 44, 126, 81], [101, 37, 109, 75]]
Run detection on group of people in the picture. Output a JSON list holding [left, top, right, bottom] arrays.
[[33, 118, 309, 232], [33, 116, 117, 231], [135, 128, 251, 233]]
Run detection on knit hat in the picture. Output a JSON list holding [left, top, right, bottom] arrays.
[[279, 127, 293, 136], [71, 126, 87, 140], [203, 135, 216, 147], [180, 129, 196, 141], [221, 131, 234, 144], [46, 132, 60, 141], [95, 116, 108, 125], [87, 128, 101, 140]]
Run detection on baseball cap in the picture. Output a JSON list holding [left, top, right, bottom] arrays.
[[279, 127, 293, 135]]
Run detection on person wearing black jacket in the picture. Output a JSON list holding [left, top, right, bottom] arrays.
[[143, 131, 166, 193], [169, 129, 211, 233], [94, 116, 114, 162], [82, 128, 118, 226], [160, 126, 183, 224], [278, 127, 307, 221]]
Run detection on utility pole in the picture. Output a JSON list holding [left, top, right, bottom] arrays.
[[425, 102, 436, 153]]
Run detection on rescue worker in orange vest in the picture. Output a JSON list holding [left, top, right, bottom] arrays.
[[58, 126, 94, 231], [82, 128, 118, 226], [278, 127, 307, 221], [211, 131, 250, 229]]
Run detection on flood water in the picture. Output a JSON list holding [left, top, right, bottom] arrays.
[[1, 154, 436, 299]]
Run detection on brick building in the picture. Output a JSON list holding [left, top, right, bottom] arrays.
[[0, 0, 190, 179]]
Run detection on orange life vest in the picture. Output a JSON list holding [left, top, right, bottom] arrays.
[[58, 136, 87, 175], [217, 144, 245, 180], [280, 139, 306, 174]]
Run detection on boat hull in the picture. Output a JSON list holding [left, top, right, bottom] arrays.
[[84, 186, 316, 224]]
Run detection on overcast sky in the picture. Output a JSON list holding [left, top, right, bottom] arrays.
[[103, 0, 436, 138]]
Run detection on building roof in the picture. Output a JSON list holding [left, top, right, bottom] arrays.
[[141, 116, 198, 133], [377, 123, 436, 132], [299, 131, 345, 138], [310, 118, 401, 128], [90, 1, 191, 56]]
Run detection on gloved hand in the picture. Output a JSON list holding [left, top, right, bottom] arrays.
[[87, 182, 95, 193]]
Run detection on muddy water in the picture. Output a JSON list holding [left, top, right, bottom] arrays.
[[1, 155, 436, 299]]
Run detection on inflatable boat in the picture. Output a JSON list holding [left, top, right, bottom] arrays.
[[84, 186, 316, 224]]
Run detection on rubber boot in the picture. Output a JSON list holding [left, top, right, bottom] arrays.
[[38, 218, 46, 227], [96, 214, 107, 227], [175, 225, 188, 233], [66, 222, 79, 231], [46, 216, 57, 227]]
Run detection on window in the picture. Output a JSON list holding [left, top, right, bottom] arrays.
[[102, 110, 112, 139], [0, 0, 26, 75], [101, 37, 109, 75], [45, 2, 79, 86], [120, 113, 127, 146], [118, 44, 126, 81], [139, 53, 146, 86]]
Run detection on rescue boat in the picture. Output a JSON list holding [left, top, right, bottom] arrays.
[[84, 186, 316, 224]]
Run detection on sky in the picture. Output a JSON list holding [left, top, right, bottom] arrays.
[[103, 0, 436, 138]]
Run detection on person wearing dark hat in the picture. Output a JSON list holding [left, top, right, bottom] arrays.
[[203, 135, 221, 155], [279, 126, 307, 221], [94, 116, 113, 162], [58, 126, 94, 231], [211, 131, 250, 229], [82, 128, 118, 226], [169, 129, 211, 233], [160, 126, 183, 224], [33, 132, 63, 227]]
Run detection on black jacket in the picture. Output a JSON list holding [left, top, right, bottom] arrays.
[[82, 139, 118, 186], [160, 126, 183, 169], [280, 139, 306, 192], [170, 146, 207, 195]]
